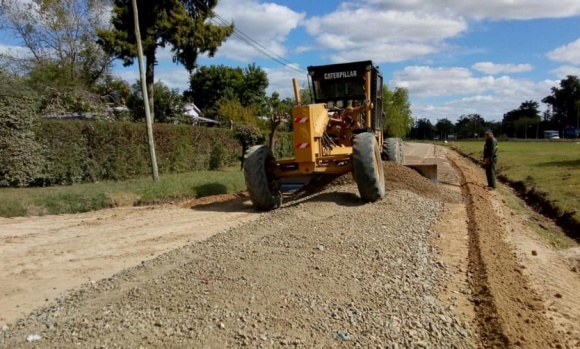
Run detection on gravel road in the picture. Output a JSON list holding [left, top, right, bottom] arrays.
[[3, 143, 574, 348], [1, 161, 474, 348]]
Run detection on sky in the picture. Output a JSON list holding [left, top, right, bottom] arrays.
[[2, 0, 580, 123]]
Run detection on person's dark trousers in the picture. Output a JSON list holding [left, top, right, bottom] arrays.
[[486, 157, 497, 188]]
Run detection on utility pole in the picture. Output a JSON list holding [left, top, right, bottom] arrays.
[[132, 0, 159, 181]]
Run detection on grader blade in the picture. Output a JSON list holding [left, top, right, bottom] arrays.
[[405, 164, 438, 185]]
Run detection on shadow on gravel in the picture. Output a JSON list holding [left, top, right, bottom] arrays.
[[189, 197, 255, 212], [188, 190, 363, 213]]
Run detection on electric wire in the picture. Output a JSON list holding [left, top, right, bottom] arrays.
[[194, 0, 306, 74]]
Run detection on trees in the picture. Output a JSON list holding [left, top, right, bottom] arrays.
[[1, 0, 115, 115], [542, 75, 580, 129], [98, 0, 234, 119], [454, 114, 485, 138], [186, 63, 269, 118], [186, 65, 243, 114], [382, 85, 413, 138], [238, 63, 268, 108], [503, 100, 541, 138], [410, 118, 435, 140], [0, 0, 113, 84], [435, 118, 455, 139], [128, 81, 186, 123], [216, 99, 259, 126]]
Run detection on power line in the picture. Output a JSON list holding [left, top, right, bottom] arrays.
[[212, 18, 305, 74], [212, 14, 303, 72], [195, 0, 305, 74]]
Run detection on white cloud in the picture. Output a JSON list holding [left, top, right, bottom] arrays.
[[547, 39, 580, 65], [156, 45, 177, 61], [213, 0, 305, 62], [365, 0, 580, 20], [0, 43, 31, 57], [263, 65, 306, 99], [330, 41, 445, 64], [294, 46, 314, 54], [392, 66, 501, 97], [392, 65, 558, 121], [303, 7, 466, 63], [550, 65, 580, 78], [115, 66, 190, 91], [472, 62, 533, 75], [155, 68, 191, 91]]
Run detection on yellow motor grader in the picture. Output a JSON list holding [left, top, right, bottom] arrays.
[[243, 60, 436, 210]]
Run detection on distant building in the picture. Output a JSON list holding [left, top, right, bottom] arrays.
[[183, 103, 219, 125]]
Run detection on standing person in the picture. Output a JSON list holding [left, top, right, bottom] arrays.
[[483, 129, 498, 189]]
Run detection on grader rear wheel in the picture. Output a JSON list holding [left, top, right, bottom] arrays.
[[353, 132, 386, 202], [382, 137, 404, 164], [397, 138, 405, 164], [243, 145, 282, 211]]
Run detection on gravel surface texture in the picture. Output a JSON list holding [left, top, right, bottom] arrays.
[[1, 163, 474, 349]]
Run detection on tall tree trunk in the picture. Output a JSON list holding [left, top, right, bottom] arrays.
[[145, 51, 155, 120]]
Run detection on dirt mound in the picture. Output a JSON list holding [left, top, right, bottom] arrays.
[[332, 161, 443, 200], [383, 161, 441, 199]]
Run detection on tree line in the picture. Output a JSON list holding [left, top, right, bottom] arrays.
[[0, 0, 412, 138], [1, 0, 415, 187], [411, 75, 580, 140]]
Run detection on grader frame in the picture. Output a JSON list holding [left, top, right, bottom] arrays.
[[277, 62, 383, 175], [243, 61, 435, 211]]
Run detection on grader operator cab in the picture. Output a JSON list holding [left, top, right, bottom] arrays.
[[243, 60, 436, 211]]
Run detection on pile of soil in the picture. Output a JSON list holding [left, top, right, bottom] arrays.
[[383, 162, 441, 200], [332, 161, 443, 201]]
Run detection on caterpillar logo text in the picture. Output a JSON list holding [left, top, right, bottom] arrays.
[[323, 71, 357, 79]]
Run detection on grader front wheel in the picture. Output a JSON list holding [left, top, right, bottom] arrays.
[[243, 145, 282, 211], [353, 132, 386, 202]]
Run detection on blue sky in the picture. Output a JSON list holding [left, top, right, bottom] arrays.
[[3, 0, 580, 123]]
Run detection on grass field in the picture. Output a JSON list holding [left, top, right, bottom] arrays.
[[451, 141, 580, 225], [0, 169, 245, 218]]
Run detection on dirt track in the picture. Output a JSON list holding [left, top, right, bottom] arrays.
[[1, 143, 579, 348], [0, 194, 259, 324]]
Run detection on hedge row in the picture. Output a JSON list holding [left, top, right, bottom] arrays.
[[32, 121, 236, 185], [34, 120, 294, 186]]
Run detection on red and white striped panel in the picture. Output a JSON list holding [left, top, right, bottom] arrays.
[[293, 117, 309, 123], [295, 143, 311, 149]]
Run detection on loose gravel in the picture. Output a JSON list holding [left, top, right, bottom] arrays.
[[1, 163, 474, 348]]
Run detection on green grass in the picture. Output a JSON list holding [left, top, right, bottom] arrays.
[[496, 186, 576, 249], [451, 140, 580, 224], [0, 168, 245, 218]]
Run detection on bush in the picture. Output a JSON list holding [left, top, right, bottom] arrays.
[[0, 85, 45, 187], [272, 132, 293, 159], [27, 120, 242, 186], [209, 142, 225, 170]]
